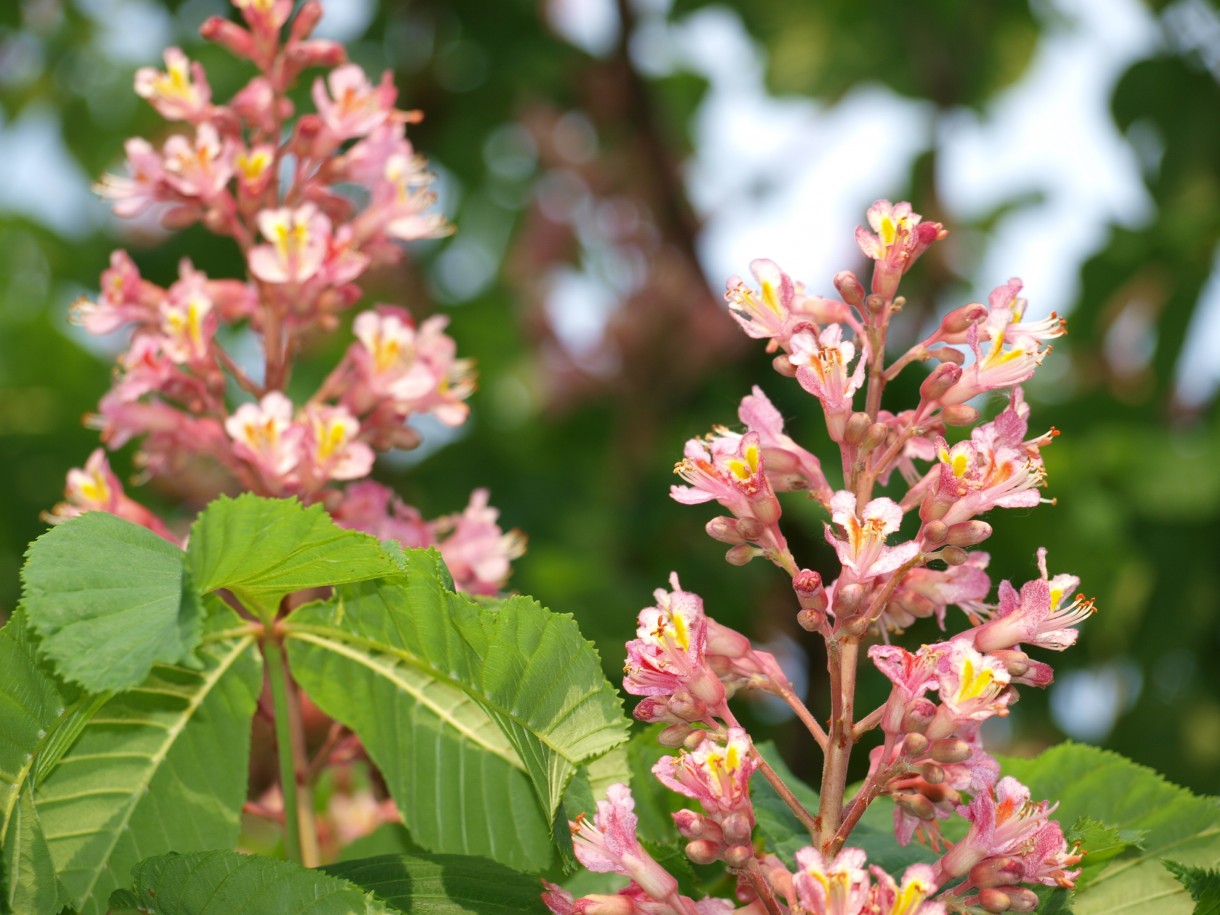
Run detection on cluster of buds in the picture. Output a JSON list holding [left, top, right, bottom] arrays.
[[51, 0, 521, 594], [552, 201, 1090, 913]]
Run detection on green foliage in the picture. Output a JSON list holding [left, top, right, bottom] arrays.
[[21, 511, 204, 691], [1004, 742, 1220, 914], [322, 852, 550, 913], [109, 850, 390, 915], [186, 494, 398, 621], [1162, 860, 1220, 914], [283, 547, 630, 872]]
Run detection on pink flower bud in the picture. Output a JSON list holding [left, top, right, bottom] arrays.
[[658, 724, 693, 747], [685, 839, 720, 865], [200, 16, 255, 60], [969, 857, 1025, 889], [928, 345, 966, 365], [705, 516, 744, 544], [922, 520, 948, 544], [844, 411, 872, 444], [930, 738, 971, 764], [723, 845, 752, 868], [938, 302, 987, 342], [834, 270, 866, 308], [901, 732, 929, 756], [920, 362, 962, 403], [722, 812, 752, 843], [920, 762, 945, 784], [947, 521, 993, 547], [943, 403, 980, 425]]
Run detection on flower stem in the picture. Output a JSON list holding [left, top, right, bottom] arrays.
[[741, 858, 784, 915], [263, 638, 319, 867], [752, 747, 819, 839], [817, 635, 859, 851], [774, 679, 829, 752]]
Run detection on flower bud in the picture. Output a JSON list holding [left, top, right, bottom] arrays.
[[658, 723, 694, 747], [942, 403, 979, 426], [866, 293, 886, 314], [844, 411, 873, 445], [947, 520, 992, 546], [200, 16, 255, 59], [668, 690, 706, 722], [722, 812, 753, 843], [862, 422, 889, 452], [902, 699, 937, 734], [977, 887, 1014, 913], [991, 649, 1031, 678], [793, 569, 828, 612], [685, 839, 720, 865], [583, 895, 635, 915], [834, 582, 865, 617], [797, 608, 826, 632], [969, 857, 1025, 889], [897, 593, 936, 620], [706, 516, 744, 544], [834, 270, 865, 308], [684, 729, 708, 751], [928, 345, 965, 365], [921, 520, 948, 545], [920, 762, 945, 784], [673, 809, 707, 838], [725, 544, 757, 566], [689, 669, 727, 706], [921, 493, 954, 522], [920, 362, 962, 403], [290, 1, 324, 41], [939, 546, 969, 566], [841, 615, 872, 637], [901, 732, 929, 757], [937, 302, 987, 342], [723, 844, 753, 869], [894, 792, 935, 820], [930, 738, 971, 764], [735, 518, 764, 541]]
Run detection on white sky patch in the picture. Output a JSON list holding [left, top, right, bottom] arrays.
[[1176, 246, 1220, 407], [312, 0, 375, 43], [546, 0, 620, 57], [0, 106, 103, 239]]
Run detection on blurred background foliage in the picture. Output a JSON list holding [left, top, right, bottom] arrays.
[[1, 0, 1218, 800]]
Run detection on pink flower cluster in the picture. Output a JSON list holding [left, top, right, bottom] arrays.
[[551, 201, 1090, 912], [51, 0, 520, 595]]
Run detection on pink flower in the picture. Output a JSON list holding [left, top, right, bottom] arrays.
[[298, 404, 374, 485], [825, 492, 921, 582], [332, 480, 431, 549], [69, 250, 159, 335], [225, 391, 302, 487], [867, 863, 944, 915], [624, 576, 725, 721], [162, 123, 235, 200], [49, 449, 176, 541], [925, 641, 1013, 740], [430, 488, 525, 596], [570, 785, 681, 906], [969, 551, 1094, 654], [728, 386, 832, 503], [248, 204, 331, 284], [95, 137, 167, 218], [886, 552, 992, 630], [652, 728, 756, 822], [789, 325, 867, 441], [160, 264, 217, 364], [312, 65, 398, 143], [854, 199, 946, 300], [134, 47, 211, 122], [793, 847, 871, 915]]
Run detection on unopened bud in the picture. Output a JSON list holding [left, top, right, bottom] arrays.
[[970, 857, 1025, 890], [200, 16, 256, 59], [290, 1, 324, 40], [928, 346, 965, 366], [706, 516, 744, 544], [1002, 887, 1040, 912], [942, 403, 979, 426], [920, 762, 945, 784], [902, 699, 937, 734], [901, 732, 929, 757], [793, 569, 828, 612], [725, 544, 756, 566], [723, 844, 753, 869], [978, 887, 1014, 913], [287, 39, 347, 71], [897, 592, 936, 619], [722, 813, 752, 844], [844, 411, 872, 445], [685, 839, 720, 865], [862, 422, 889, 452], [689, 669, 727, 706], [834, 582, 865, 617], [921, 520, 948, 545], [866, 293, 886, 315], [946, 520, 992, 547], [668, 690, 705, 722], [921, 495, 954, 522], [673, 809, 707, 838], [920, 362, 962, 403], [938, 302, 987, 341], [735, 518, 764, 541], [772, 353, 798, 378], [992, 649, 1031, 678], [922, 783, 960, 806], [939, 546, 969, 566], [930, 738, 972, 764], [658, 723, 694, 747], [752, 494, 782, 526], [894, 792, 935, 819], [162, 205, 202, 231], [684, 729, 708, 751], [797, 608, 826, 632], [834, 270, 866, 308]]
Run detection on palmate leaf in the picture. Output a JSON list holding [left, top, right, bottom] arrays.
[[20, 511, 204, 692], [34, 603, 261, 915], [109, 850, 390, 914], [186, 494, 396, 619], [323, 852, 549, 913], [1002, 742, 1220, 914], [0, 610, 68, 913], [284, 548, 630, 872]]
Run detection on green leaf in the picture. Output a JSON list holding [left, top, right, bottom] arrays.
[[1001, 743, 1220, 915], [20, 511, 203, 691], [1163, 860, 1220, 914], [323, 852, 549, 913], [750, 740, 820, 867], [112, 850, 390, 914], [0, 610, 69, 914], [35, 605, 261, 915], [284, 549, 630, 872], [186, 494, 396, 619]]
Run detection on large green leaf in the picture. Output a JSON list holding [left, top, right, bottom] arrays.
[[109, 850, 390, 914], [1003, 742, 1220, 915], [35, 605, 261, 915], [20, 511, 203, 691], [323, 852, 548, 913], [0, 610, 69, 913], [186, 494, 397, 619], [284, 548, 629, 872]]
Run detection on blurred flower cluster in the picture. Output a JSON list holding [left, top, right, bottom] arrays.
[[51, 0, 522, 596], [551, 201, 1091, 913]]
